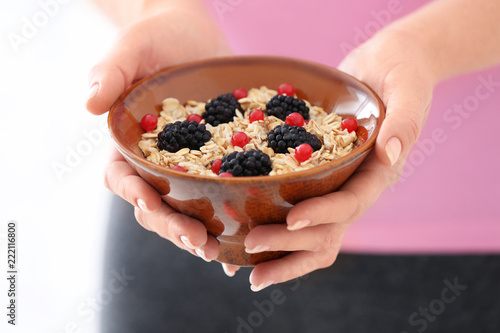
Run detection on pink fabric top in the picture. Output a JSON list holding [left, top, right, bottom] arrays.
[[203, 0, 500, 253]]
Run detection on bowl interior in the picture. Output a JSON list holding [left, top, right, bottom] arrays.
[[109, 56, 384, 178]]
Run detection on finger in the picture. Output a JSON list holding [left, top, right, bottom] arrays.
[[86, 60, 133, 115], [338, 39, 434, 168], [245, 223, 347, 253], [85, 28, 152, 115], [134, 202, 219, 261], [248, 246, 341, 292], [374, 83, 433, 166], [104, 147, 162, 212], [286, 154, 391, 230], [135, 202, 206, 248], [221, 263, 241, 277], [194, 236, 220, 262], [134, 207, 153, 231]]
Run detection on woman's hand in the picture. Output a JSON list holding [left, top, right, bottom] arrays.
[[86, 4, 229, 116], [86, 4, 230, 262], [243, 28, 437, 291]]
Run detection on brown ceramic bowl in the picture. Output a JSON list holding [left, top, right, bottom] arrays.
[[108, 55, 385, 266]]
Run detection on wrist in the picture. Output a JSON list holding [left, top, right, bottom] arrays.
[[382, 0, 500, 83], [380, 25, 441, 86], [117, 3, 230, 66], [140, 0, 207, 21]]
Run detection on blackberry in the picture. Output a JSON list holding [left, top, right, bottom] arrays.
[[267, 124, 322, 154], [202, 93, 243, 126], [219, 149, 272, 177], [157, 120, 211, 152], [266, 95, 310, 121]]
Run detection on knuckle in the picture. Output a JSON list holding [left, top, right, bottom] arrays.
[[405, 111, 423, 146], [154, 217, 171, 239], [388, 162, 405, 185], [157, 212, 187, 241], [345, 190, 366, 222], [88, 62, 109, 86], [87, 65, 100, 84], [104, 161, 123, 194], [118, 174, 138, 203], [317, 232, 336, 251]]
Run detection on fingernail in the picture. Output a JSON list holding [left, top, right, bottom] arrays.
[[222, 264, 236, 277], [245, 245, 270, 254], [180, 235, 197, 250], [87, 83, 99, 101], [385, 137, 402, 166], [287, 219, 311, 231], [137, 199, 152, 213], [250, 280, 274, 292], [195, 248, 211, 262]]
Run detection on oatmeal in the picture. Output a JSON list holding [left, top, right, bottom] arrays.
[[138, 86, 357, 176]]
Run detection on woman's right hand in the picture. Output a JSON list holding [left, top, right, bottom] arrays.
[[105, 147, 220, 262], [86, 3, 231, 262]]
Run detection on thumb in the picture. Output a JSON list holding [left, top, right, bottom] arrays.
[[85, 55, 139, 115], [375, 84, 432, 166]]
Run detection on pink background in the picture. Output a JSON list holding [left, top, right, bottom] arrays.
[[203, 0, 500, 253]]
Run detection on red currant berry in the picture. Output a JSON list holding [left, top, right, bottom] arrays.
[[187, 114, 203, 124], [295, 143, 313, 163], [219, 172, 234, 177], [249, 109, 264, 123], [211, 158, 222, 174], [140, 114, 158, 132], [285, 112, 304, 127], [172, 165, 187, 172], [341, 118, 358, 133], [277, 83, 295, 96], [231, 132, 249, 148], [233, 87, 248, 99]]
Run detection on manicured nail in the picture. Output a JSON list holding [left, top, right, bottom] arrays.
[[137, 199, 152, 213], [87, 83, 99, 101], [180, 235, 197, 250], [245, 245, 270, 254], [287, 219, 311, 231], [250, 280, 274, 292], [222, 264, 236, 277], [385, 137, 402, 166], [195, 248, 211, 262]]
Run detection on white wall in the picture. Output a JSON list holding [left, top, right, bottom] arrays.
[[0, 1, 118, 332]]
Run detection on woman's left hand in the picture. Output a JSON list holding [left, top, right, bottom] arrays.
[[226, 28, 437, 291]]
